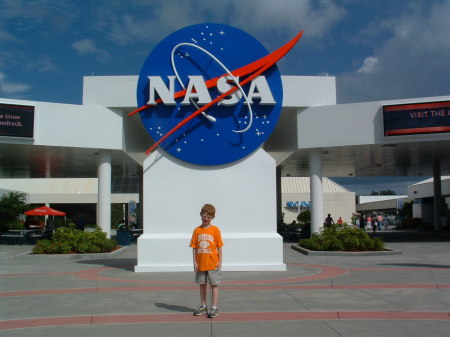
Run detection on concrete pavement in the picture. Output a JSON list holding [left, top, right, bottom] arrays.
[[1, 231, 449, 336]]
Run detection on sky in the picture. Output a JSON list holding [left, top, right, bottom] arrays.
[[330, 176, 427, 196], [0, 0, 448, 194]]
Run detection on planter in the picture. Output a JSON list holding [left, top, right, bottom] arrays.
[[291, 244, 401, 256]]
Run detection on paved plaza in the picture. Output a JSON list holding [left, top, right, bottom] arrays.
[[1, 231, 449, 337]]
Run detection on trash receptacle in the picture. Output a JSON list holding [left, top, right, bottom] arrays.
[[117, 231, 131, 246]]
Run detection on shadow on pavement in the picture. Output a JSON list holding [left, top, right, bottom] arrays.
[[371, 230, 450, 243], [378, 263, 450, 269], [75, 258, 137, 271], [154, 303, 195, 313]]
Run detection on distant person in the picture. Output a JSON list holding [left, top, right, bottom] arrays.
[[45, 216, 54, 231], [359, 214, 365, 231], [117, 220, 128, 231], [366, 215, 372, 231], [377, 214, 383, 230], [337, 217, 343, 226], [351, 213, 357, 227], [383, 216, 389, 230], [324, 214, 334, 227], [289, 220, 297, 229]]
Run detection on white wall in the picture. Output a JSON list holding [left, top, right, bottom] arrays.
[[298, 96, 450, 150], [82, 75, 336, 108], [281, 191, 355, 225], [0, 98, 124, 150], [136, 148, 285, 272], [408, 177, 450, 199]]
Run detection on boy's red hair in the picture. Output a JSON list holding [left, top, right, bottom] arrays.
[[201, 204, 216, 217]]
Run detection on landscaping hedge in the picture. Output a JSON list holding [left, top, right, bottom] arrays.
[[32, 227, 117, 254], [299, 225, 384, 251]]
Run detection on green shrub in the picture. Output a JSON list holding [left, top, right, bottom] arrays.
[[400, 217, 424, 229], [299, 225, 384, 251], [32, 227, 117, 254], [297, 210, 311, 225], [1, 219, 25, 231], [32, 240, 53, 254]]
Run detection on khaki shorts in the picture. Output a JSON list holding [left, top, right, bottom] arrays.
[[195, 267, 222, 285]]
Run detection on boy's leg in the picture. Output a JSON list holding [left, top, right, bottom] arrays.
[[208, 285, 219, 318], [211, 284, 219, 307], [206, 268, 221, 318], [199, 283, 207, 307], [194, 271, 209, 316]]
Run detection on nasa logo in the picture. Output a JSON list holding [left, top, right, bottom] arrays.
[[133, 23, 302, 166]]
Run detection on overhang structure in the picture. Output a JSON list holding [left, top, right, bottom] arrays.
[[1, 75, 449, 241]]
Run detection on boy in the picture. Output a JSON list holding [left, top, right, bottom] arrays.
[[190, 204, 223, 318]]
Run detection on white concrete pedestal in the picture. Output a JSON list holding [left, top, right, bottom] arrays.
[[135, 148, 285, 272]]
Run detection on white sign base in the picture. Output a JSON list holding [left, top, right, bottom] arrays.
[[135, 148, 286, 272]]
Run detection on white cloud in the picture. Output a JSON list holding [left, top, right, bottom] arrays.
[[338, 1, 450, 103], [0, 72, 30, 94], [24, 56, 61, 74], [357, 56, 378, 74], [71, 39, 111, 62], [231, 0, 346, 40], [91, 0, 346, 48], [0, 28, 21, 44]]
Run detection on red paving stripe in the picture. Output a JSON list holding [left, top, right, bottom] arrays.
[[349, 267, 450, 271], [3, 265, 446, 279], [0, 286, 198, 297], [71, 267, 194, 285], [1, 311, 449, 330], [0, 316, 92, 330], [2, 283, 450, 298], [70, 263, 348, 285], [0, 272, 72, 277], [225, 264, 348, 284]]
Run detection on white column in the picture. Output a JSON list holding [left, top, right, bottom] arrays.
[[98, 150, 111, 237], [309, 149, 323, 235], [433, 154, 442, 231]]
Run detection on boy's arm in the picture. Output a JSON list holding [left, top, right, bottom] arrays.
[[218, 247, 222, 270], [192, 248, 198, 272]]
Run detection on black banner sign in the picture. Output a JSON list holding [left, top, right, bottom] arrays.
[[0, 103, 35, 138], [383, 101, 450, 136]]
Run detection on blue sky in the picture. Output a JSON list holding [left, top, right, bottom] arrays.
[[330, 176, 426, 196], [0, 0, 448, 194], [1, 0, 449, 105]]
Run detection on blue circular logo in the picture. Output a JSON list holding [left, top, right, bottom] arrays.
[[137, 23, 283, 166]]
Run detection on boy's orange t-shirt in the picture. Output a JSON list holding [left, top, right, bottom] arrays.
[[190, 225, 223, 272]]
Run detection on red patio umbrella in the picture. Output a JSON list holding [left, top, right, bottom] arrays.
[[24, 206, 66, 216]]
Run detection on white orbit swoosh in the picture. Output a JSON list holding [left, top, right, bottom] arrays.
[[171, 42, 253, 133]]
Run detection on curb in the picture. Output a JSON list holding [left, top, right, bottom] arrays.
[[291, 244, 401, 256], [14, 246, 130, 259]]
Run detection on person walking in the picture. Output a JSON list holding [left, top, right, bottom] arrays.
[[324, 213, 334, 227]]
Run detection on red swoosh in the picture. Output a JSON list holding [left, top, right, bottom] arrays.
[[144, 30, 303, 155], [129, 30, 303, 117]]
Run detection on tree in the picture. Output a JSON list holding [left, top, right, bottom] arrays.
[[398, 200, 413, 218], [370, 189, 396, 196], [0, 192, 29, 230], [111, 203, 124, 227], [297, 209, 311, 225]]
